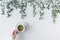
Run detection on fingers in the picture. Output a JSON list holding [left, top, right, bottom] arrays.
[[12, 30, 19, 39]]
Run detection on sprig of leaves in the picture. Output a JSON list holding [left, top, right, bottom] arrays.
[[19, 0, 27, 19], [1, 0, 60, 23]]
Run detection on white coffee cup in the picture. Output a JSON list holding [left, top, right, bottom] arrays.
[[15, 22, 27, 32]]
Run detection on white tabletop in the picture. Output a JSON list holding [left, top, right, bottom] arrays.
[[0, 4, 60, 40]]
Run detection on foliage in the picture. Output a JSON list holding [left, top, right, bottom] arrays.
[[0, 0, 60, 23]]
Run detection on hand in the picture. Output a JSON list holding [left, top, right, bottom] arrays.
[[12, 30, 19, 39]]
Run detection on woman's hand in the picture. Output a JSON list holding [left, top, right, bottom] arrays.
[[12, 30, 19, 39]]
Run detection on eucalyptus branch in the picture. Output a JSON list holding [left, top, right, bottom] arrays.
[[20, 0, 27, 19], [0, 1, 5, 15], [36, 0, 45, 19], [32, 3, 36, 17], [0, 0, 60, 23], [52, 10, 58, 23], [51, 0, 60, 23]]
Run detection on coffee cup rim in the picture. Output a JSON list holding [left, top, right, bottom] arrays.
[[16, 23, 25, 32]]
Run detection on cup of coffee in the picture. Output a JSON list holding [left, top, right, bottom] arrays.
[[17, 24, 25, 32], [16, 22, 26, 32]]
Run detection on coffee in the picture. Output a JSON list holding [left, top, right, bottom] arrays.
[[18, 25, 24, 31]]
